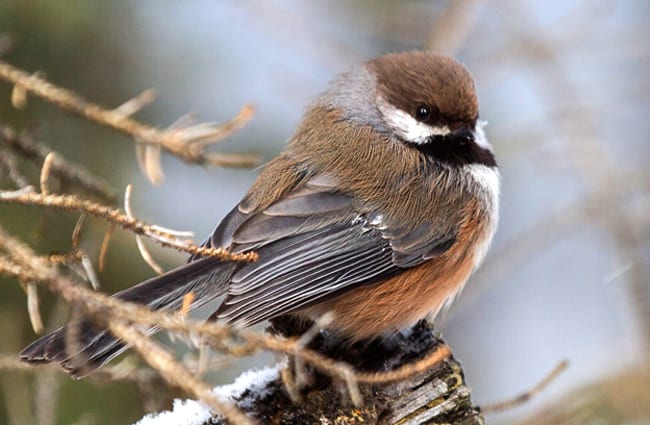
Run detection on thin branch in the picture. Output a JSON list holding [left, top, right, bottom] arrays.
[[107, 320, 255, 425], [0, 125, 116, 202], [113, 88, 156, 118], [0, 148, 30, 188], [25, 282, 44, 334], [124, 184, 165, 274], [482, 360, 569, 413], [79, 252, 101, 290], [353, 344, 451, 384], [0, 354, 49, 371], [0, 60, 259, 169], [97, 224, 114, 271], [0, 189, 257, 263], [39, 152, 56, 195], [34, 367, 60, 425]]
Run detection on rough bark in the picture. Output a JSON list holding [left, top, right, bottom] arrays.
[[210, 320, 482, 425]]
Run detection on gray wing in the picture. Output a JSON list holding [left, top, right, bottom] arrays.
[[199, 177, 457, 328]]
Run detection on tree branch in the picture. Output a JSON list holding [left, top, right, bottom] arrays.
[[0, 188, 257, 263], [0, 60, 259, 169]]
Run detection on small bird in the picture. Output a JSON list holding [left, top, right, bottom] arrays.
[[20, 51, 499, 377]]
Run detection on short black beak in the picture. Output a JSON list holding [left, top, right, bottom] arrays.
[[427, 126, 474, 145], [451, 127, 473, 146]]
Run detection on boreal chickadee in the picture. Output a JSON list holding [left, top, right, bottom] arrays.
[[21, 51, 499, 377]]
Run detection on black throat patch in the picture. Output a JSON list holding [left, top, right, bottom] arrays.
[[411, 136, 497, 168]]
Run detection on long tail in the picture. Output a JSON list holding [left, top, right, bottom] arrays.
[[20, 257, 236, 378]]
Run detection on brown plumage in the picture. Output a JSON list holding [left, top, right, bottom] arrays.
[[368, 52, 479, 127], [306, 198, 488, 339], [20, 51, 499, 377]]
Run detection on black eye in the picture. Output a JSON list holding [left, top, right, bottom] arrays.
[[415, 105, 430, 121]]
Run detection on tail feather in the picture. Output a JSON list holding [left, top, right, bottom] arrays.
[[20, 257, 236, 378]]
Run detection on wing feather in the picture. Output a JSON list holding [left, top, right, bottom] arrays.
[[207, 175, 458, 327]]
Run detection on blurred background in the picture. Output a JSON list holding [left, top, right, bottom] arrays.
[[0, 1, 648, 424]]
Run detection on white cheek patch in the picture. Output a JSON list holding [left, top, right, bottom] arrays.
[[473, 119, 491, 149], [377, 97, 449, 144]]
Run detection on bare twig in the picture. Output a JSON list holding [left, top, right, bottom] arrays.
[[0, 125, 116, 202], [34, 367, 60, 425], [107, 320, 255, 425], [79, 252, 100, 290], [0, 189, 257, 263], [47, 250, 84, 265], [11, 80, 28, 109], [71, 215, 86, 250], [98, 224, 114, 272], [39, 152, 57, 195], [482, 360, 569, 413], [293, 313, 335, 391], [355, 344, 452, 384], [25, 282, 44, 334], [180, 292, 195, 318], [0, 60, 259, 170], [113, 89, 156, 118], [515, 367, 650, 425], [0, 148, 30, 188], [124, 184, 165, 274]]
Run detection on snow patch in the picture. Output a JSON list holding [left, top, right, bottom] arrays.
[[134, 365, 280, 425]]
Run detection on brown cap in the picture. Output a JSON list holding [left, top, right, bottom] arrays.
[[367, 51, 478, 128]]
